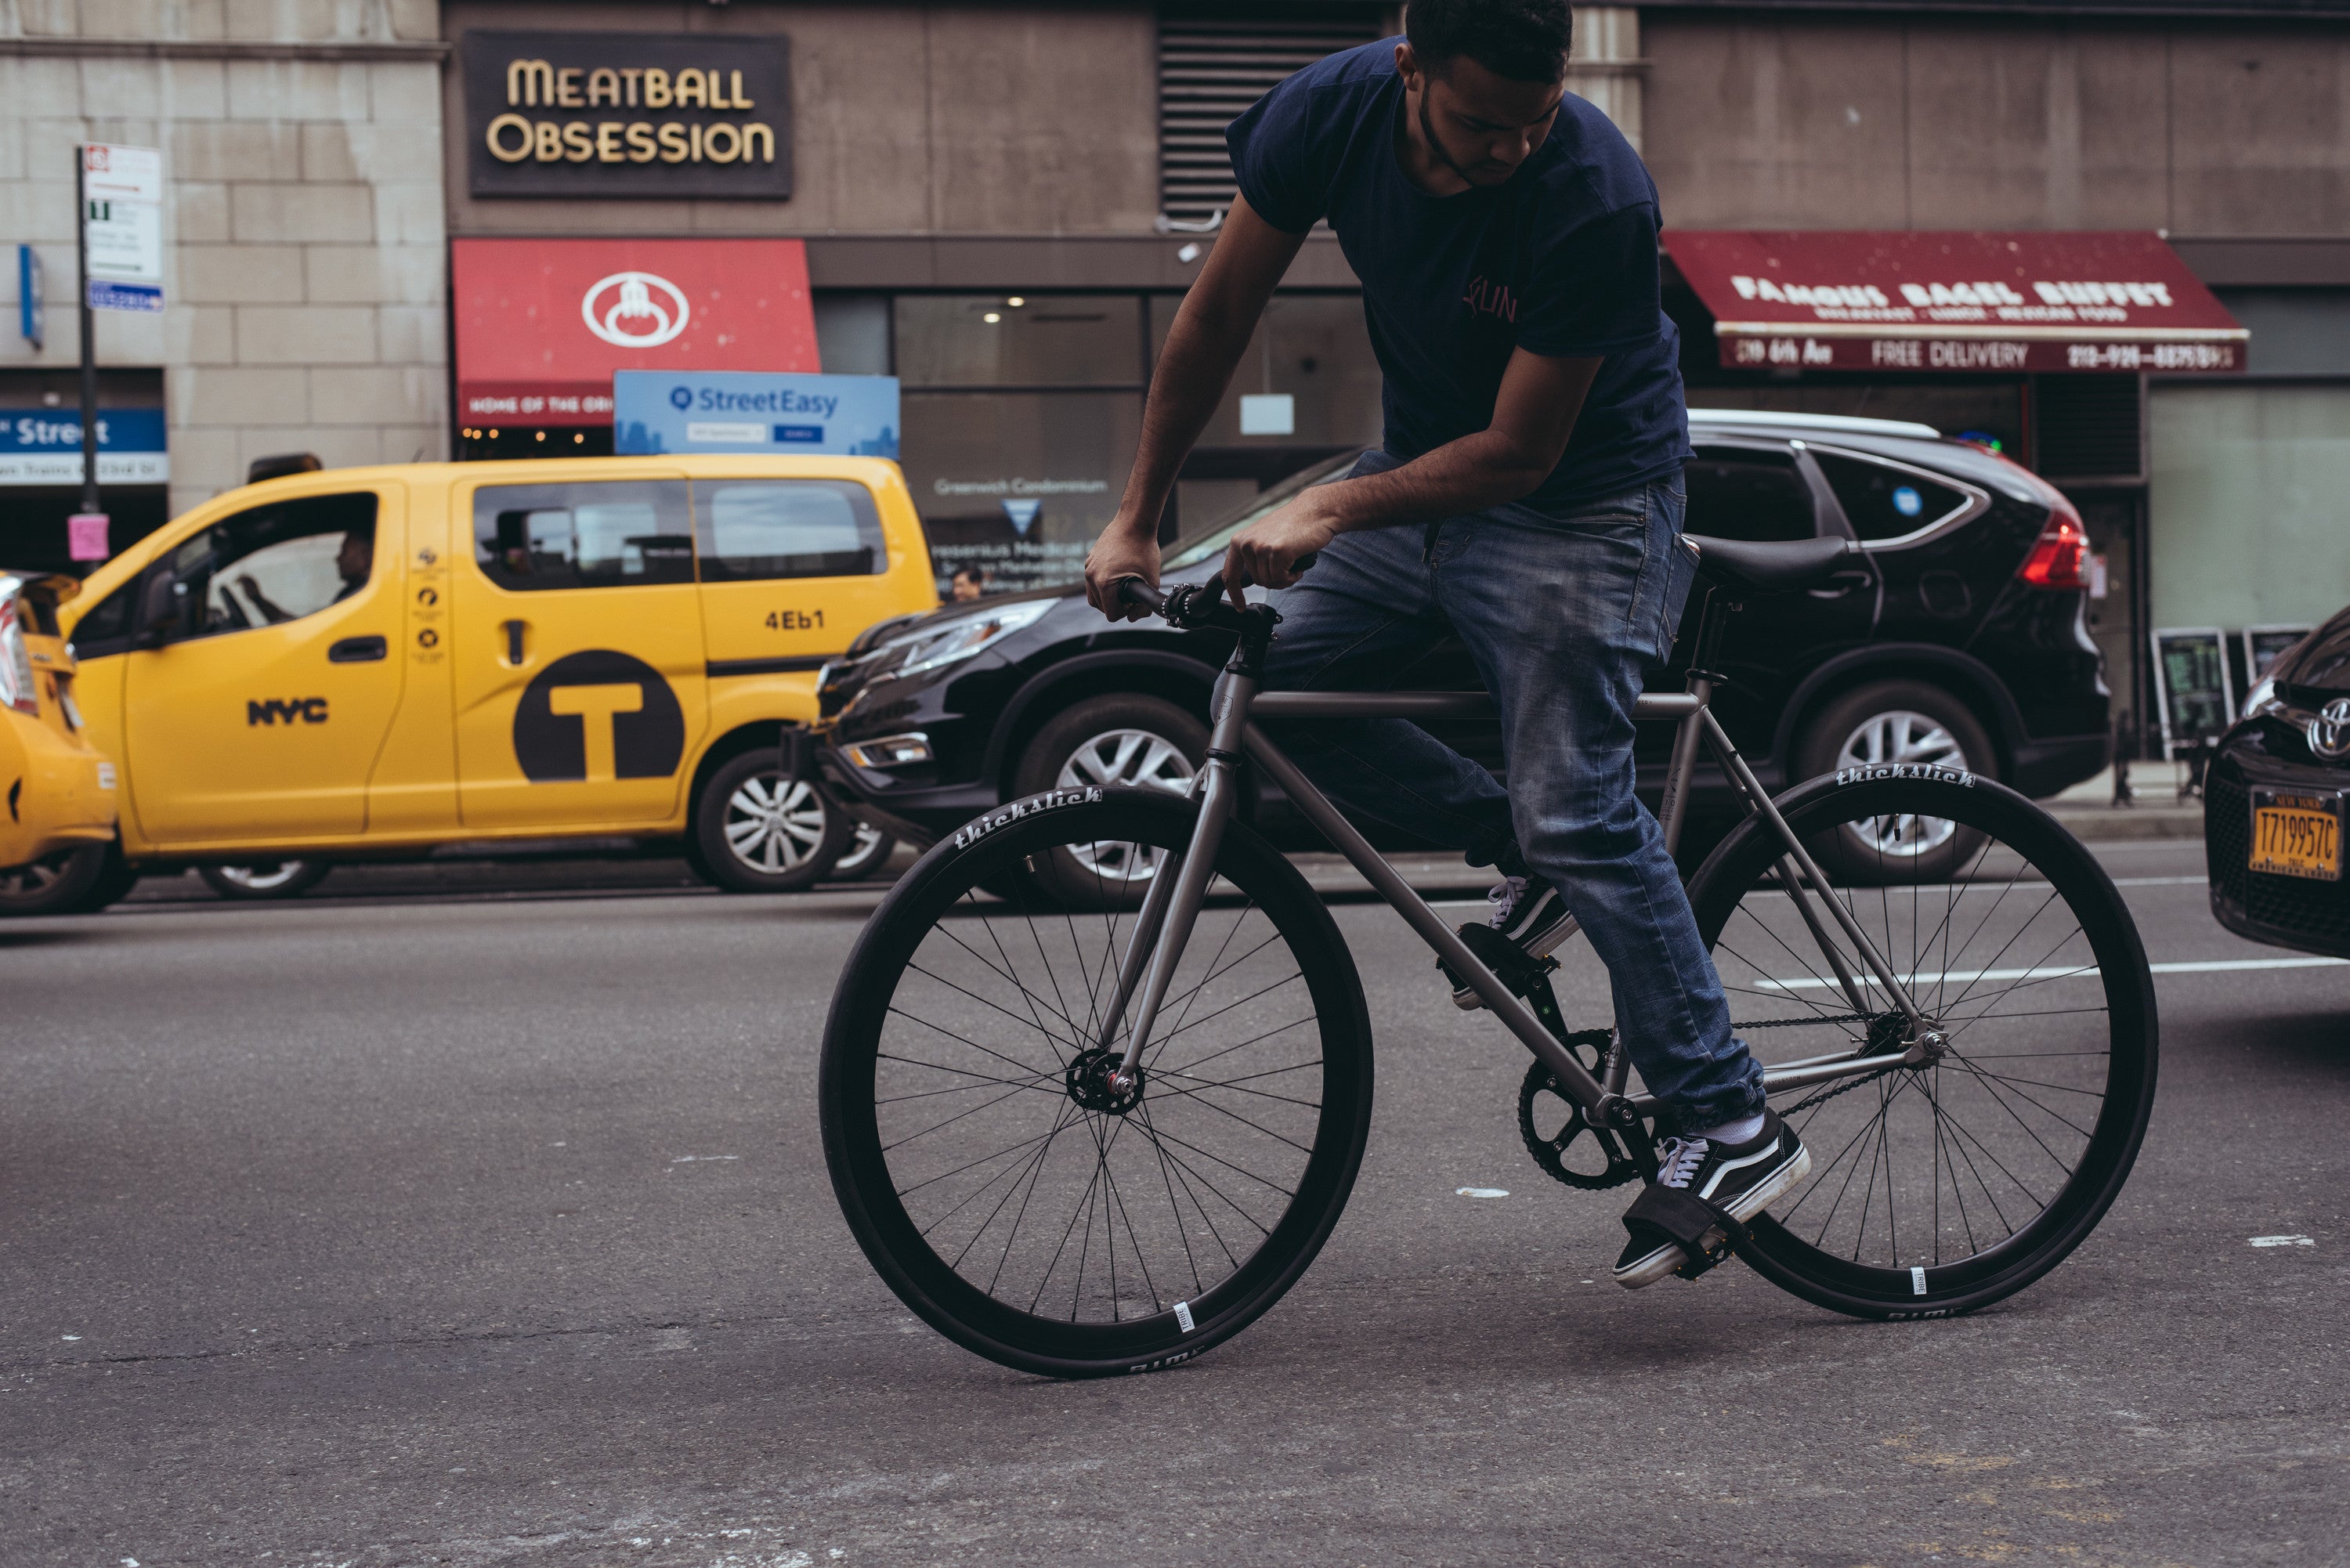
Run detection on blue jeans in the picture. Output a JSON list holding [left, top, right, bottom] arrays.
[[1260, 454, 1764, 1129]]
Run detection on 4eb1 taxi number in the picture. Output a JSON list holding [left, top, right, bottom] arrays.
[[764, 609, 826, 631], [2249, 792, 2343, 883]]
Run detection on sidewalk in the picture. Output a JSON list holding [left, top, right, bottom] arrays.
[[2039, 760, 2207, 842]]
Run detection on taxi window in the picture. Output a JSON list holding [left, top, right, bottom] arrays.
[[694, 480, 886, 582], [174, 493, 380, 639], [1812, 452, 1970, 541], [475, 481, 694, 591]]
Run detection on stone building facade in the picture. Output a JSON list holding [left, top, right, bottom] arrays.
[[1, 0, 446, 537]]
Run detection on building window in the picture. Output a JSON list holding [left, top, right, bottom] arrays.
[[893, 295, 1144, 388], [902, 392, 1144, 600], [1157, 9, 1388, 227]]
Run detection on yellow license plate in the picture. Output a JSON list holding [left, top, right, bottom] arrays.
[[2250, 797, 2343, 882]]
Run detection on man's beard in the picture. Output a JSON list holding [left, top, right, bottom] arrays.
[[1418, 91, 1510, 187]]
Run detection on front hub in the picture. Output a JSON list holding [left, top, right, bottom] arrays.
[[1065, 1046, 1144, 1115]]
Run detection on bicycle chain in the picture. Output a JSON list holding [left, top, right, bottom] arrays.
[[1519, 1013, 1887, 1190]]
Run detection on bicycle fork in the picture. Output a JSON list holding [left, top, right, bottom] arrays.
[[1100, 669, 1256, 1092]]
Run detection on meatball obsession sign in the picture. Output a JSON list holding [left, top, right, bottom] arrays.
[[463, 31, 791, 200]]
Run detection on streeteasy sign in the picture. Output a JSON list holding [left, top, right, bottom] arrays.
[[613, 370, 899, 458], [82, 143, 164, 313], [0, 407, 168, 486]]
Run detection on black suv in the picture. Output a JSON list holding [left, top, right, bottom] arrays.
[[815, 410, 2109, 848]]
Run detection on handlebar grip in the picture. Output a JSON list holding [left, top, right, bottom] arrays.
[[1115, 576, 1167, 613]]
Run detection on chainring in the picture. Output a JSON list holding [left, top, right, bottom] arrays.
[[1516, 1029, 1643, 1191]]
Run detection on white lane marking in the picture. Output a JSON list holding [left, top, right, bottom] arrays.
[[1754, 956, 2348, 991], [2250, 1234, 2315, 1248], [670, 1154, 741, 1163], [1429, 876, 2205, 916], [60, 1335, 81, 1342], [1456, 1187, 1510, 1198]]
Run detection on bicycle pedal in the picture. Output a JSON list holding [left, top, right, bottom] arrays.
[[1441, 923, 1557, 1010], [1672, 1231, 1734, 1281]]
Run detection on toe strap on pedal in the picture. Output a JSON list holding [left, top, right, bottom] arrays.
[[1622, 1184, 1755, 1279]]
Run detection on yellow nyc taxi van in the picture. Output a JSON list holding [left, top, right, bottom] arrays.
[[0, 572, 119, 894], [49, 455, 936, 904]]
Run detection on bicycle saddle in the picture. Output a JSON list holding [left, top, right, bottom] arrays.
[[1683, 533, 1859, 593]]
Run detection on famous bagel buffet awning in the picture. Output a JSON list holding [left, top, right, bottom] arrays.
[[1663, 230, 2247, 374]]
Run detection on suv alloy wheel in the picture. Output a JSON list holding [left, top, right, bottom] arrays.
[[1795, 679, 1997, 883]]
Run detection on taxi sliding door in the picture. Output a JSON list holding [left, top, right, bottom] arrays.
[[452, 474, 707, 829], [119, 485, 406, 847], [692, 472, 909, 710]]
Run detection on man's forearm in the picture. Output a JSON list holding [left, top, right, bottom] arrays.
[[1108, 293, 1260, 537], [1311, 427, 1561, 533]]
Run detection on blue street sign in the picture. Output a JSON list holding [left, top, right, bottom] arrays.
[[86, 278, 163, 313], [0, 406, 168, 486], [16, 246, 42, 349], [613, 370, 899, 459]]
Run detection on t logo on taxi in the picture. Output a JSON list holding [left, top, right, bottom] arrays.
[[513, 650, 685, 782]]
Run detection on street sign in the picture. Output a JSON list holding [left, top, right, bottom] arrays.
[[81, 143, 163, 204], [15, 245, 40, 349], [81, 143, 163, 314]]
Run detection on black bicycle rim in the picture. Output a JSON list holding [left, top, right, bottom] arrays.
[[819, 791, 1374, 1376], [1687, 773, 2157, 1318]]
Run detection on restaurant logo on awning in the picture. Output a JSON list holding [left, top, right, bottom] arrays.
[[453, 238, 818, 427]]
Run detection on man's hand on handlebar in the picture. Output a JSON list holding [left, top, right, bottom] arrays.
[[1083, 518, 1162, 623], [1220, 492, 1338, 609]]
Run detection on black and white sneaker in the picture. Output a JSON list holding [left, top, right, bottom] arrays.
[[1612, 1110, 1811, 1289], [1446, 875, 1575, 1010]]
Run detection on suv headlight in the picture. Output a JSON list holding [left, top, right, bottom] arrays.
[[2243, 674, 2282, 720], [885, 600, 1052, 678]]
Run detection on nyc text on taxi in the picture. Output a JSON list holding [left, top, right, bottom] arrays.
[[58, 456, 935, 892]]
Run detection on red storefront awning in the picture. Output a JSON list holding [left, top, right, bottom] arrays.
[[1664, 230, 2247, 374], [452, 237, 819, 427]]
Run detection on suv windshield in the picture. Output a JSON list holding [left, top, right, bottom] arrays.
[[1162, 451, 1364, 572]]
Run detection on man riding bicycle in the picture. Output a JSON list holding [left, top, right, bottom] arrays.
[[1082, 0, 1808, 1288]]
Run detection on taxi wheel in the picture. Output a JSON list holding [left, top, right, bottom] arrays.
[[0, 844, 110, 917], [694, 752, 852, 894], [197, 861, 333, 901]]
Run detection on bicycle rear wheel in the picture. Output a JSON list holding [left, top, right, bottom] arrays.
[[1685, 772, 2157, 1319], [819, 789, 1374, 1377]]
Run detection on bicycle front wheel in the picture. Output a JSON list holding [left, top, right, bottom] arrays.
[[1687, 771, 2157, 1320], [819, 789, 1374, 1378]]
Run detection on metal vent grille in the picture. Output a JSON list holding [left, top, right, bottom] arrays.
[[2034, 374, 2144, 480], [1159, 11, 1387, 226]]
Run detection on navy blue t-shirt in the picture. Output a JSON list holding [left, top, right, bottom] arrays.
[[1227, 41, 1691, 513]]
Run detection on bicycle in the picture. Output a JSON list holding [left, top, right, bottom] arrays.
[[818, 534, 2159, 1378]]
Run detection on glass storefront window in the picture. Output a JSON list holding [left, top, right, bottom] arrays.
[[895, 295, 1143, 388], [901, 390, 1142, 598], [1149, 293, 1384, 448]]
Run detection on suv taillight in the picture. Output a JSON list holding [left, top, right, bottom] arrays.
[[2016, 501, 2088, 591]]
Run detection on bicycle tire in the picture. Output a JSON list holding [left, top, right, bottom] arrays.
[[819, 788, 1375, 1377], [1684, 771, 2157, 1321]]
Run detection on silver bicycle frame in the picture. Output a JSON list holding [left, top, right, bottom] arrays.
[[1104, 670, 1936, 1120]]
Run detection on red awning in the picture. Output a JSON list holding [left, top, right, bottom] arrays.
[[452, 237, 819, 427], [1664, 231, 2247, 374]]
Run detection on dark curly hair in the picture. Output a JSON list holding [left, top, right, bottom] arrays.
[[1404, 0, 1574, 85]]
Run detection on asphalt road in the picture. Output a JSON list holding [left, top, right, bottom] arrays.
[[4, 837, 2344, 1567]]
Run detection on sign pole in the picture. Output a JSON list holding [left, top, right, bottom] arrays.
[[74, 144, 101, 521]]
